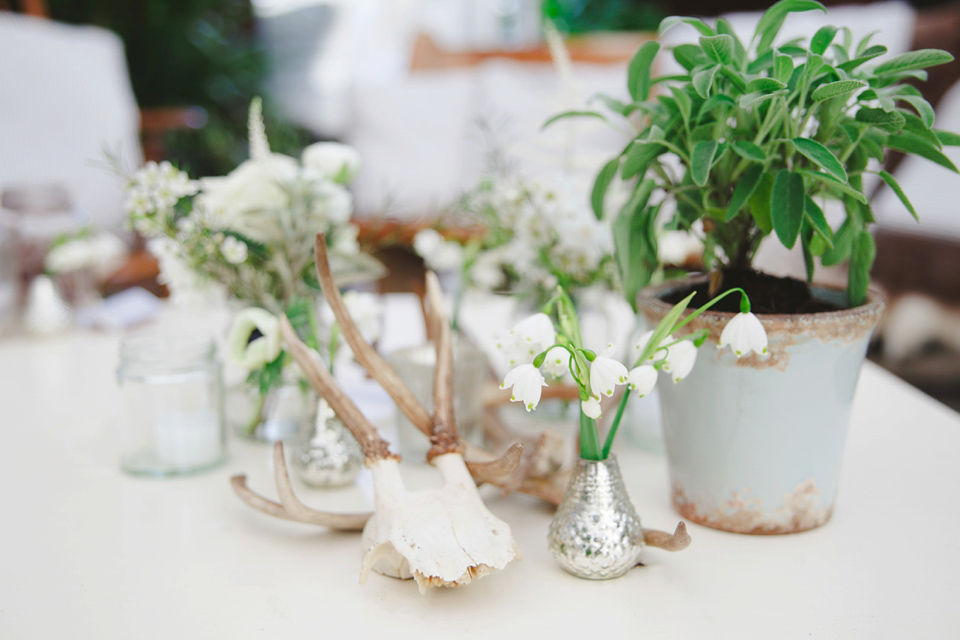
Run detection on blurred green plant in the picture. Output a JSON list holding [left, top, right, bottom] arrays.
[[48, 0, 312, 176], [543, 0, 664, 34]]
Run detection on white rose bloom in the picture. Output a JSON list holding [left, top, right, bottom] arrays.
[[719, 312, 769, 357], [500, 364, 547, 411], [589, 345, 629, 398], [227, 308, 283, 370], [220, 236, 248, 265], [198, 153, 298, 244], [302, 142, 361, 184]]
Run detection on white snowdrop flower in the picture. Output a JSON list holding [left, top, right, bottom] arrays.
[[589, 345, 628, 398], [301, 142, 361, 184], [581, 395, 602, 419], [663, 340, 698, 383], [497, 313, 556, 366], [541, 346, 569, 379], [227, 308, 282, 370], [500, 364, 547, 411], [719, 312, 769, 357], [413, 229, 464, 272], [220, 236, 248, 265], [627, 364, 658, 398]]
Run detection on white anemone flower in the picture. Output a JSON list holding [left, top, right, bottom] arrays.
[[589, 345, 628, 398], [228, 308, 282, 370], [627, 365, 658, 397], [662, 339, 698, 383], [719, 312, 769, 357], [581, 395, 602, 419], [500, 364, 547, 411], [541, 346, 570, 379]]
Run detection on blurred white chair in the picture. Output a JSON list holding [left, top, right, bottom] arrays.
[[0, 12, 142, 230]]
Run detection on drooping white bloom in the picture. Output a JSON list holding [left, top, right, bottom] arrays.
[[719, 312, 769, 357], [228, 308, 283, 370], [627, 364, 658, 397], [634, 329, 660, 362], [496, 312, 556, 366], [302, 142, 362, 184], [581, 395, 602, 419], [500, 364, 547, 411], [663, 339, 698, 383], [541, 346, 570, 379], [413, 229, 464, 272], [589, 345, 628, 398], [220, 236, 248, 265]]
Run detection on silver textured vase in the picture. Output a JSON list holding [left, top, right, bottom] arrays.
[[547, 455, 644, 580], [290, 400, 362, 487]]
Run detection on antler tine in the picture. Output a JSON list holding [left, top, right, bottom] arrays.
[[425, 271, 462, 459], [230, 443, 371, 531], [314, 234, 433, 435], [643, 521, 692, 551], [279, 315, 395, 462]]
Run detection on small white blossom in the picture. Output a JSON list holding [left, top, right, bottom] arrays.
[[227, 308, 282, 370], [496, 313, 556, 366], [541, 346, 569, 379], [500, 364, 547, 411], [589, 345, 628, 398], [413, 229, 464, 272], [719, 312, 769, 357], [220, 236, 248, 265], [663, 339, 698, 383], [627, 365, 658, 397], [581, 395, 602, 419], [302, 142, 361, 184], [634, 329, 660, 362]]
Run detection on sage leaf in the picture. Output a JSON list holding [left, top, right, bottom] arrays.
[[874, 48, 954, 75], [691, 140, 719, 186], [627, 41, 661, 101], [803, 195, 834, 247], [754, 0, 827, 54], [700, 35, 734, 65], [673, 44, 706, 71], [693, 65, 719, 98], [838, 44, 887, 72], [659, 16, 715, 37], [898, 94, 936, 128], [886, 132, 960, 172], [811, 25, 838, 55], [876, 169, 919, 221], [771, 169, 805, 249], [541, 110, 606, 130], [793, 137, 847, 182], [848, 230, 876, 307], [748, 172, 775, 232], [732, 140, 767, 163], [855, 107, 905, 133], [739, 90, 787, 108], [746, 77, 787, 92], [726, 165, 763, 220], [798, 168, 868, 203], [774, 53, 794, 83], [622, 142, 664, 179], [935, 129, 960, 146], [591, 157, 620, 220], [811, 80, 867, 102]]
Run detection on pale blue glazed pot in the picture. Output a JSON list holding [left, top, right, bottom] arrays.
[[638, 278, 884, 534]]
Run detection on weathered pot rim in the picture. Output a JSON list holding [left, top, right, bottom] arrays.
[[637, 274, 885, 329]]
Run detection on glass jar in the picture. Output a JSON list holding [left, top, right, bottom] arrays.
[[117, 330, 226, 476], [0, 221, 16, 335]]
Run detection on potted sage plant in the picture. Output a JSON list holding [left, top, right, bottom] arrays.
[[550, 1, 959, 533]]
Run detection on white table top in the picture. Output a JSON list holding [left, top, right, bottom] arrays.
[[2, 307, 960, 639]]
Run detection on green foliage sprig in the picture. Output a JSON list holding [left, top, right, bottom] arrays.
[[550, 0, 958, 307]]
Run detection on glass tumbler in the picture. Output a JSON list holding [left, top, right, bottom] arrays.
[[117, 330, 226, 476]]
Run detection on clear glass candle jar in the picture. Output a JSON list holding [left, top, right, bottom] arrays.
[[117, 330, 226, 476]]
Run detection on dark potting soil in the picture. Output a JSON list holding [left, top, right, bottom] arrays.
[[661, 268, 844, 315]]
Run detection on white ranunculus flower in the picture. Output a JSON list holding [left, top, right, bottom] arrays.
[[663, 339, 698, 383], [540, 346, 569, 379], [500, 364, 547, 411], [589, 345, 628, 398], [719, 312, 769, 357], [627, 364, 658, 397], [302, 142, 361, 184], [198, 153, 298, 244], [228, 308, 283, 370], [581, 395, 602, 419], [220, 236, 248, 265]]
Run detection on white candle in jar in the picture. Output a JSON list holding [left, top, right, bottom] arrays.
[[154, 410, 223, 469]]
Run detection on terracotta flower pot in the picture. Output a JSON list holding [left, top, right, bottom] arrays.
[[637, 277, 884, 534]]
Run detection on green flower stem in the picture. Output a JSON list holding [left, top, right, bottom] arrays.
[[579, 409, 602, 461], [243, 391, 266, 436], [673, 287, 749, 333], [601, 389, 631, 459]]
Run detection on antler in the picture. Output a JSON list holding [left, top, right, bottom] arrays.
[[424, 270, 463, 460], [231, 442, 371, 531], [643, 522, 691, 551]]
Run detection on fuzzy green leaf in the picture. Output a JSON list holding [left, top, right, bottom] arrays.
[[774, 53, 794, 83], [731, 140, 767, 163], [748, 172, 775, 233], [935, 129, 960, 146], [591, 157, 620, 220], [739, 90, 787, 108], [696, 94, 736, 121], [541, 110, 606, 131], [874, 48, 954, 75], [803, 195, 834, 247], [700, 35, 735, 66], [659, 16, 715, 37], [669, 87, 693, 127], [811, 25, 838, 55], [887, 133, 960, 172], [627, 41, 661, 102], [821, 218, 855, 266], [621, 142, 665, 179], [900, 111, 942, 149], [838, 45, 887, 72], [798, 168, 868, 203], [771, 169, 805, 249], [848, 230, 876, 307], [716, 18, 747, 67], [691, 140, 719, 187], [754, 0, 827, 53], [673, 44, 707, 71], [746, 77, 787, 92], [898, 95, 936, 128], [726, 165, 763, 221], [855, 107, 905, 133], [876, 169, 918, 222], [692, 65, 719, 98], [811, 80, 867, 102], [793, 138, 847, 182]]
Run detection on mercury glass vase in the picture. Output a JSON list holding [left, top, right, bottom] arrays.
[[290, 401, 363, 487], [547, 455, 644, 580]]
